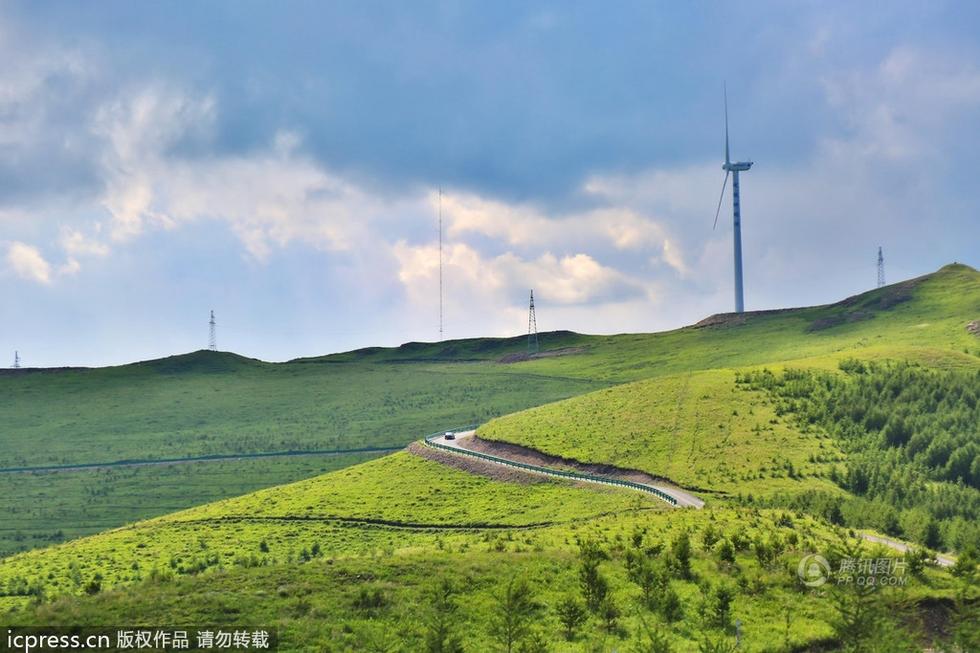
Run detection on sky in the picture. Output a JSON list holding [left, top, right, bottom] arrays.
[[1, 1, 979, 367]]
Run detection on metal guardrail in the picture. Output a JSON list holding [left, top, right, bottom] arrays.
[[421, 426, 678, 507]]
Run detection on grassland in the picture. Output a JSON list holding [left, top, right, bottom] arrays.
[[1, 264, 976, 557], [0, 452, 383, 557], [4, 503, 964, 652], [0, 453, 655, 600], [0, 351, 606, 469], [0, 351, 606, 554], [0, 263, 977, 650], [479, 369, 847, 497]]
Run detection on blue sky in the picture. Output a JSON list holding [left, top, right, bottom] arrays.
[[1, 1, 978, 366]]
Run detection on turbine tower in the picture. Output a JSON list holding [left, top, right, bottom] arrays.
[[877, 247, 885, 288], [527, 290, 539, 354], [713, 85, 753, 313], [208, 310, 217, 351], [12, 351, 20, 369]]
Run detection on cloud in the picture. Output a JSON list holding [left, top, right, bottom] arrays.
[[440, 191, 678, 253], [85, 86, 433, 262], [94, 86, 218, 241], [393, 241, 647, 309], [6, 242, 53, 284], [821, 47, 980, 164], [60, 227, 109, 257]]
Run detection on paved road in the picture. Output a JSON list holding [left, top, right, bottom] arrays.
[[429, 430, 705, 509], [428, 433, 959, 565], [861, 533, 955, 568]]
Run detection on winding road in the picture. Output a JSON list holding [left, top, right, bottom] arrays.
[[426, 429, 705, 509], [424, 430, 955, 567], [861, 533, 955, 568]]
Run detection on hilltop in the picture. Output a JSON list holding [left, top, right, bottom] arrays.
[[0, 263, 977, 650], [0, 263, 976, 557]]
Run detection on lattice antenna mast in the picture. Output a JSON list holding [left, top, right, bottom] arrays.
[[208, 310, 217, 351], [527, 290, 539, 354], [876, 247, 885, 289], [439, 187, 444, 341], [13, 351, 20, 369]]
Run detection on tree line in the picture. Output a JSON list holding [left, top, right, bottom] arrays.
[[737, 361, 980, 551]]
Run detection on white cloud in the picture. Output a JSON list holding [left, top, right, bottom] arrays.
[[0, 24, 92, 149], [89, 87, 419, 261], [60, 227, 109, 257], [439, 190, 680, 256], [389, 239, 665, 340], [6, 242, 52, 284], [59, 258, 81, 276], [393, 241, 647, 309], [94, 87, 217, 241]]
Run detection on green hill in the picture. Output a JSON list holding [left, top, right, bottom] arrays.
[[0, 264, 977, 556], [0, 340, 606, 555], [1, 263, 978, 651], [478, 368, 847, 497]]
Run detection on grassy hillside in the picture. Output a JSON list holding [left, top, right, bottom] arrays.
[[0, 264, 977, 556], [0, 452, 383, 555], [4, 265, 975, 469], [512, 263, 980, 383], [479, 369, 846, 497], [3, 499, 966, 652], [0, 453, 654, 602], [0, 351, 604, 469], [0, 263, 977, 650], [0, 350, 605, 555]]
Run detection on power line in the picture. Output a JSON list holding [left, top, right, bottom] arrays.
[[209, 310, 217, 351]]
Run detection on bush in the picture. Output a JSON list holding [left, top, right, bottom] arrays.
[[352, 586, 387, 610], [716, 539, 736, 564]]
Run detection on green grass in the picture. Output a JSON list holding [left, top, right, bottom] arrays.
[[0, 453, 656, 600], [0, 264, 975, 554], [4, 507, 963, 652], [0, 356, 607, 553], [0, 355, 608, 469], [0, 453, 384, 557], [479, 369, 847, 497], [0, 263, 977, 650]]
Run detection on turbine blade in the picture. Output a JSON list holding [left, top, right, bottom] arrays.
[[724, 82, 730, 166], [713, 170, 730, 230]]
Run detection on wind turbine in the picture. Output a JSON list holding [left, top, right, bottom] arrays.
[[713, 85, 753, 313]]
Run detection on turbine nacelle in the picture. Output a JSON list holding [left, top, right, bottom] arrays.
[[723, 161, 752, 172]]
